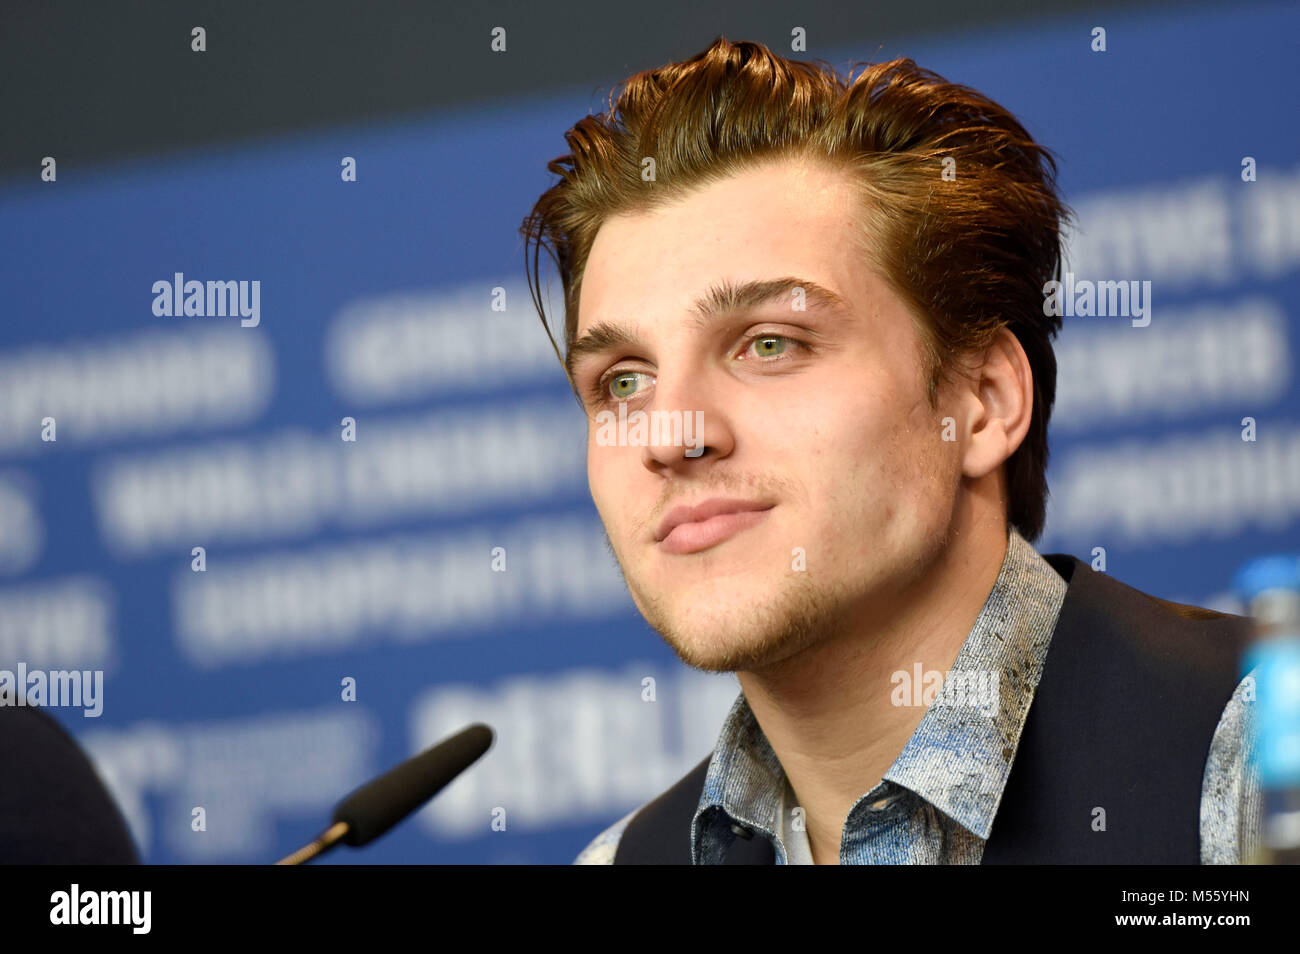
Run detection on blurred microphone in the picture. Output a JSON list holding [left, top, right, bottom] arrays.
[[275, 722, 494, 865]]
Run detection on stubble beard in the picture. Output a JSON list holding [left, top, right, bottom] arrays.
[[620, 549, 859, 675]]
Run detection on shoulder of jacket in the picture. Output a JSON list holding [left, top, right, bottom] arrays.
[[575, 754, 715, 864], [1047, 555, 1252, 665]]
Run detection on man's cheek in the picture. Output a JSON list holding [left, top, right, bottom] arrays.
[[586, 444, 612, 497], [588, 460, 629, 537]]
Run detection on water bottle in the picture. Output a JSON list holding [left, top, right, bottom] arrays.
[[1234, 554, 1300, 864]]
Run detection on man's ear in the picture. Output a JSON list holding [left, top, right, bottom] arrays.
[[959, 327, 1033, 480]]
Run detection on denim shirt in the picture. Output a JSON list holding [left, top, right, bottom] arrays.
[[576, 528, 1261, 864]]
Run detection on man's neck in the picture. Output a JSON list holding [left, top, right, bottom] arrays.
[[738, 514, 1010, 865]]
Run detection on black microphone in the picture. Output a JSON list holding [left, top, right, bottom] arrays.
[[275, 722, 494, 864]]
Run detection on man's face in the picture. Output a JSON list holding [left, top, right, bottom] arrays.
[[571, 156, 965, 673]]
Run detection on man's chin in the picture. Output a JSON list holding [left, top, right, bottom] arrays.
[[649, 610, 832, 674], [626, 570, 846, 672]]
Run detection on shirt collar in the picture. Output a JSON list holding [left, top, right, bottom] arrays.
[[691, 526, 1069, 861]]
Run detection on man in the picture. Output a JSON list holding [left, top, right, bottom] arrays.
[[520, 37, 1259, 864]]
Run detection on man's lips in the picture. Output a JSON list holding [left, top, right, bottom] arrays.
[[655, 498, 775, 555]]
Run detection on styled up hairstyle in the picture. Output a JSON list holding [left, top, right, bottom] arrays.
[[521, 36, 1072, 542]]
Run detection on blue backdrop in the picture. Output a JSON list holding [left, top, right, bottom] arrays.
[[0, 0, 1296, 863]]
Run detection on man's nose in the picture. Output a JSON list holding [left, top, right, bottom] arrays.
[[640, 368, 732, 472]]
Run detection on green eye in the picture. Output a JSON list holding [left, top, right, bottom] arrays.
[[590, 333, 805, 408], [608, 371, 651, 400], [751, 336, 788, 357]]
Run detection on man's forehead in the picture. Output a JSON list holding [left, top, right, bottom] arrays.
[[575, 198, 863, 336], [577, 158, 861, 322]]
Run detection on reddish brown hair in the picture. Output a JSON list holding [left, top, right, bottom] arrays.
[[521, 36, 1072, 542]]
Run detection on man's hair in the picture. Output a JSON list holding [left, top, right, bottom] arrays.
[[521, 36, 1072, 542]]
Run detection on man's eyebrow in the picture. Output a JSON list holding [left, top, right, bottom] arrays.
[[565, 277, 849, 382], [689, 276, 850, 325]]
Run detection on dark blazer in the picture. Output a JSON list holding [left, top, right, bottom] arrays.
[[614, 553, 1252, 864], [0, 701, 140, 864]]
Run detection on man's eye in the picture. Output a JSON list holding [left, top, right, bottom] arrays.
[[588, 335, 805, 407], [748, 335, 789, 358], [741, 334, 806, 360], [601, 370, 653, 403]]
